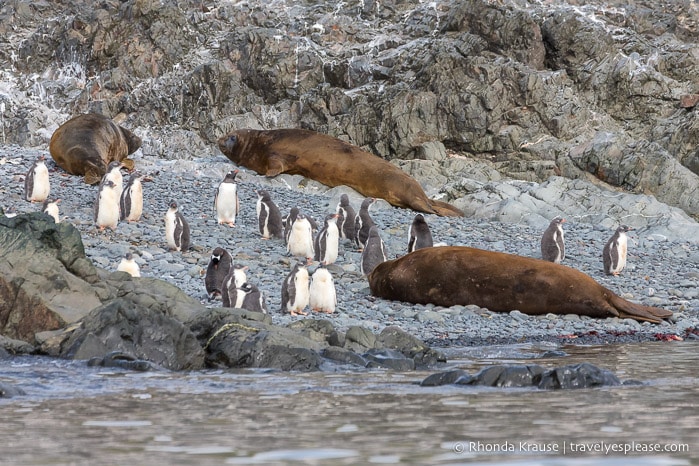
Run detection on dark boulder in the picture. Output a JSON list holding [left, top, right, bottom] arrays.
[[535, 362, 621, 390]]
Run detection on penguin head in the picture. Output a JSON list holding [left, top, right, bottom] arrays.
[[325, 213, 339, 224], [223, 169, 239, 182], [124, 252, 133, 261], [552, 216, 566, 226], [107, 161, 124, 172], [168, 200, 178, 210], [618, 225, 632, 233]]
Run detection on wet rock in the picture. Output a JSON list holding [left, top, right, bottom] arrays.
[[0, 334, 35, 356], [535, 362, 621, 389], [60, 298, 205, 371], [470, 365, 546, 388], [0, 382, 26, 398], [87, 351, 157, 372], [363, 348, 415, 371], [420, 369, 470, 387], [376, 325, 447, 367]]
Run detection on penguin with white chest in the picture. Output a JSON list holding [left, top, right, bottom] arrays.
[[221, 264, 249, 307], [336, 194, 357, 244], [164, 200, 190, 252], [287, 212, 315, 260], [42, 198, 61, 223], [603, 225, 632, 276], [361, 225, 387, 275], [309, 265, 336, 314], [314, 213, 340, 265], [215, 169, 240, 227], [94, 179, 120, 231], [24, 155, 50, 203], [120, 172, 144, 223], [116, 252, 141, 277], [354, 197, 376, 250], [408, 213, 433, 253], [256, 189, 284, 239], [281, 262, 310, 316], [205, 247, 233, 300], [103, 161, 124, 199], [540, 217, 565, 263]]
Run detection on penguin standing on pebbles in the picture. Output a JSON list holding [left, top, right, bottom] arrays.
[[205, 247, 233, 300], [314, 213, 340, 265], [221, 264, 249, 307], [281, 262, 310, 316], [287, 213, 315, 260], [540, 217, 565, 263], [360, 226, 387, 275], [117, 252, 141, 277], [103, 161, 124, 199], [408, 213, 433, 253], [24, 155, 50, 203], [42, 198, 61, 223], [164, 200, 190, 252], [603, 225, 632, 276], [284, 206, 300, 244], [215, 169, 240, 227], [309, 265, 336, 314], [240, 282, 269, 314], [336, 194, 357, 243], [94, 180, 120, 231], [256, 189, 284, 239], [354, 197, 376, 250], [120, 172, 144, 223]]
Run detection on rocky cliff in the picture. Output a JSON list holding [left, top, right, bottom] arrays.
[[1, 0, 697, 223]]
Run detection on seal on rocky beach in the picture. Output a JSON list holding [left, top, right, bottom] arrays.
[[367, 246, 672, 323], [49, 113, 142, 185], [217, 128, 463, 217]]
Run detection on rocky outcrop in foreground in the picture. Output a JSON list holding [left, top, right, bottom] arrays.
[[1, 213, 444, 371]]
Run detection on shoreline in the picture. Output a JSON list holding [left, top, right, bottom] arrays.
[[1, 145, 698, 353]]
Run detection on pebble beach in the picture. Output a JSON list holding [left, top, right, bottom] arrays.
[[2, 145, 698, 348]]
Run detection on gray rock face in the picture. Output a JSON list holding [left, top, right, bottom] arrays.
[[1, 0, 697, 226]]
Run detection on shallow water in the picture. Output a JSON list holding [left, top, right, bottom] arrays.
[[1, 343, 697, 465]]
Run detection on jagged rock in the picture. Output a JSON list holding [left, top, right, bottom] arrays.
[[0, 334, 35, 356], [422, 362, 622, 390], [60, 298, 205, 371], [376, 325, 447, 367], [87, 351, 157, 372], [363, 348, 416, 371], [536, 362, 621, 389]]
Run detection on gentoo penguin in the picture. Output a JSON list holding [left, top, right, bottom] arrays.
[[239, 282, 269, 314], [284, 206, 300, 244], [540, 217, 566, 263], [360, 225, 387, 275], [41, 198, 61, 223], [204, 247, 233, 300], [256, 189, 284, 239], [164, 200, 190, 251], [336, 194, 357, 243], [603, 225, 632, 276], [94, 179, 120, 231], [314, 213, 340, 265], [221, 264, 249, 307], [354, 197, 376, 250], [215, 169, 240, 227], [408, 213, 433, 253], [287, 212, 315, 259], [120, 172, 144, 222], [116, 252, 141, 277], [280, 262, 310, 316], [309, 265, 336, 314], [103, 161, 124, 199], [24, 155, 50, 203]]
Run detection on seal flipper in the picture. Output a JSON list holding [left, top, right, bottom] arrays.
[[265, 153, 288, 177], [428, 199, 464, 217], [84, 169, 102, 185], [122, 158, 136, 171], [609, 294, 672, 324]]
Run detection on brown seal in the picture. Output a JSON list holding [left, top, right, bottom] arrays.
[[217, 128, 463, 217], [49, 113, 142, 184], [367, 246, 672, 323]]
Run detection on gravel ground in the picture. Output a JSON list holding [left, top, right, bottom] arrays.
[[2, 145, 698, 348]]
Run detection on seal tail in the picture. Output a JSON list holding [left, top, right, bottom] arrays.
[[428, 199, 464, 217], [609, 294, 672, 324]]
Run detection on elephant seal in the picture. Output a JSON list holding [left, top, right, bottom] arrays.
[[367, 246, 672, 323], [217, 128, 463, 217], [49, 113, 142, 185]]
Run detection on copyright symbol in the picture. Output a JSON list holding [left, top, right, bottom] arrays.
[[453, 442, 464, 453]]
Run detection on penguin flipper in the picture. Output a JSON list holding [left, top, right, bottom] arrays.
[[428, 199, 464, 217], [610, 294, 672, 324]]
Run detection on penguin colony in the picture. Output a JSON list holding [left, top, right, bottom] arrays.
[[15, 149, 646, 317]]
